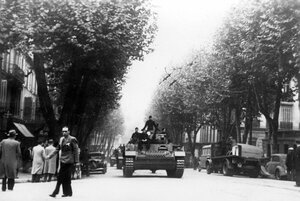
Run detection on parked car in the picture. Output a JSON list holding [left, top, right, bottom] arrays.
[[197, 145, 211, 172], [88, 152, 107, 174], [265, 154, 287, 180]]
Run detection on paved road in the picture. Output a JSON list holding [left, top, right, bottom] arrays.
[[1, 167, 300, 201]]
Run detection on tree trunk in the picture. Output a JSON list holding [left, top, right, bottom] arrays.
[[249, 116, 253, 145], [59, 62, 82, 126], [33, 53, 58, 139], [235, 107, 241, 143]]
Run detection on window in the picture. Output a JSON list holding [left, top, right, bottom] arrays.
[[0, 80, 7, 108], [280, 105, 293, 129], [272, 156, 280, 162], [280, 105, 292, 122], [23, 97, 32, 121]]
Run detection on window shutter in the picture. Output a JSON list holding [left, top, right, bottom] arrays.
[[0, 80, 7, 108]]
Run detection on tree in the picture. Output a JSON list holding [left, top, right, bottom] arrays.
[[0, 0, 157, 146], [217, 0, 300, 153], [150, 0, 300, 157]]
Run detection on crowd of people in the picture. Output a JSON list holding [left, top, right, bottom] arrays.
[[0, 126, 80, 198]]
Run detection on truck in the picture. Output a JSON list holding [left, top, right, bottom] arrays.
[[205, 142, 264, 178], [123, 133, 185, 178]]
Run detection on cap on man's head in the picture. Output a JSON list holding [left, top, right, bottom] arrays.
[[62, 127, 69, 132], [149, 115, 152, 118], [135, 127, 138, 129], [48, 139, 54, 143], [288, 147, 294, 151]]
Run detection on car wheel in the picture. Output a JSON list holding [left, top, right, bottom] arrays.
[[206, 163, 212, 174], [275, 169, 281, 180], [222, 161, 233, 176]]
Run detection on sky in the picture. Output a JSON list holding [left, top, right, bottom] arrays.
[[119, 0, 238, 142]]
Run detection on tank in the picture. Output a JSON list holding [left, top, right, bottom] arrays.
[[123, 133, 185, 178]]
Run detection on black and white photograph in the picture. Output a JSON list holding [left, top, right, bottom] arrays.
[[0, 0, 300, 200]]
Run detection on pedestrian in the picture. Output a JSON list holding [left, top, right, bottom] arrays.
[[31, 139, 46, 182], [292, 144, 297, 180], [80, 147, 89, 176], [48, 126, 80, 198], [43, 139, 57, 182], [286, 147, 294, 181], [0, 130, 21, 191], [295, 144, 300, 186]]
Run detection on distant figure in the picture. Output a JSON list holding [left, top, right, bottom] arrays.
[[226, 136, 236, 154], [286, 147, 295, 181], [80, 147, 90, 176], [138, 130, 150, 151], [295, 145, 300, 186], [43, 139, 57, 182], [161, 128, 171, 143], [31, 139, 46, 182], [129, 127, 140, 144], [0, 130, 21, 191], [141, 116, 158, 134]]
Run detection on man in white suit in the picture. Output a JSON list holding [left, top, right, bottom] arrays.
[[31, 139, 46, 182]]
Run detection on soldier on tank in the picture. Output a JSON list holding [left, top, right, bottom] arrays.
[[138, 130, 150, 151], [141, 116, 158, 135], [129, 127, 140, 144], [161, 128, 171, 143]]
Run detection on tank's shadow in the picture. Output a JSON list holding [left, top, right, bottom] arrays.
[[112, 171, 176, 179], [114, 175, 176, 178]]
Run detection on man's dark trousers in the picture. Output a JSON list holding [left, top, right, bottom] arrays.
[[2, 176, 15, 191], [52, 163, 73, 196]]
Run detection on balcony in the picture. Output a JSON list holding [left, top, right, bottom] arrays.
[[279, 121, 293, 130]]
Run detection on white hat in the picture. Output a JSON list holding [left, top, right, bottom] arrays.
[[62, 127, 69, 132], [288, 147, 294, 150]]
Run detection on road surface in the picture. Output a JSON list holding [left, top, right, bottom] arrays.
[[1, 167, 300, 201]]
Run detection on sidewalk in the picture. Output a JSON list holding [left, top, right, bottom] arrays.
[[0, 172, 57, 184], [16, 172, 33, 183], [0, 172, 32, 184]]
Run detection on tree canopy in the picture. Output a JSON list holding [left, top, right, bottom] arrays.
[[0, 0, 157, 146], [150, 0, 300, 155]]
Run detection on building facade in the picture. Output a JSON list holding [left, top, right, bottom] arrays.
[[0, 49, 43, 142], [192, 79, 300, 157]]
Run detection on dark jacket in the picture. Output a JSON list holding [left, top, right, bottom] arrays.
[[138, 132, 149, 141], [129, 132, 140, 144], [142, 119, 157, 131], [0, 138, 21, 179], [286, 151, 295, 170], [49, 136, 79, 164], [295, 146, 300, 171]]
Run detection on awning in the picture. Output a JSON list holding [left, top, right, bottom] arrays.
[[13, 122, 34, 138]]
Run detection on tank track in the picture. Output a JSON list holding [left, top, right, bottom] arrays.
[[123, 157, 134, 177], [167, 158, 184, 178]]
